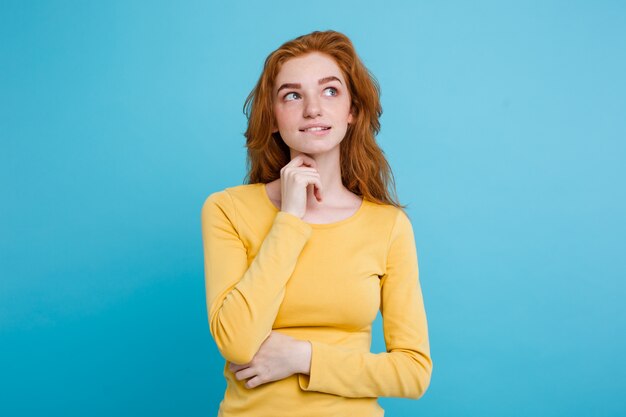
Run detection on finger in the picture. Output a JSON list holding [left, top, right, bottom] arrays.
[[314, 185, 323, 202], [290, 153, 317, 169], [293, 172, 321, 182], [245, 375, 262, 389], [229, 362, 250, 372], [298, 175, 323, 199], [281, 167, 318, 178], [281, 158, 316, 175], [286, 171, 321, 183], [305, 182, 323, 203], [235, 367, 257, 382], [297, 175, 323, 199]]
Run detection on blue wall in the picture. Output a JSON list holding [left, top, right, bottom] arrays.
[[1, 1, 624, 416]]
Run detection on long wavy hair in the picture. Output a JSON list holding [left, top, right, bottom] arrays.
[[242, 30, 406, 209]]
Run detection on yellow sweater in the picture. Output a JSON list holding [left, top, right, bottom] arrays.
[[200, 183, 433, 416]]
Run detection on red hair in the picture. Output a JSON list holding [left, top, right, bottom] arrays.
[[242, 30, 406, 209]]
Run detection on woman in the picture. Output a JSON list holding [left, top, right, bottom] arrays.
[[201, 30, 433, 416]]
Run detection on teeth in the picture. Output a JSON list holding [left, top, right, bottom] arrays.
[[304, 127, 329, 132]]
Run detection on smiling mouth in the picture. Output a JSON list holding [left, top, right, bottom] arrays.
[[299, 127, 332, 132]]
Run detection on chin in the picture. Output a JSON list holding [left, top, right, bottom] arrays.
[[300, 142, 343, 155], [283, 132, 346, 152]]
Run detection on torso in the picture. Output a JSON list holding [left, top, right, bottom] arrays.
[[264, 179, 364, 224]]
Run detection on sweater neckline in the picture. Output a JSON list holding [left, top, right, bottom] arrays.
[[257, 182, 367, 229]]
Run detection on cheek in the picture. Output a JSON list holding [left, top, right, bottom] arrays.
[[336, 97, 352, 116], [339, 105, 353, 123], [272, 108, 285, 128], [274, 107, 298, 128]]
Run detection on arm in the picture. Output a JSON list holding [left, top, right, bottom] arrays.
[[297, 209, 433, 399], [200, 190, 312, 364]]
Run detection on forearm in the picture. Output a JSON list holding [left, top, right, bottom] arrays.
[[298, 341, 432, 399], [202, 192, 313, 364]]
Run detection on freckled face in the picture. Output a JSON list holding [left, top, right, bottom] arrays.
[[272, 52, 354, 155]]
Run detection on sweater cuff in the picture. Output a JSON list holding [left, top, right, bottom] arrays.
[[297, 340, 331, 392]]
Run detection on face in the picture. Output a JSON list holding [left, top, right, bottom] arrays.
[[271, 52, 354, 156]]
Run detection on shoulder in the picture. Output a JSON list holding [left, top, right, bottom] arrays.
[[364, 199, 410, 226], [357, 200, 413, 245], [201, 183, 261, 214]]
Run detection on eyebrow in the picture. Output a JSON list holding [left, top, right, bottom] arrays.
[[276, 76, 343, 96]]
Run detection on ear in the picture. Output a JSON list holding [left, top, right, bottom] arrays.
[[347, 107, 355, 125]]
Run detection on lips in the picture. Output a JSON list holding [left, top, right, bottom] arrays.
[[299, 123, 332, 132], [300, 126, 331, 132]]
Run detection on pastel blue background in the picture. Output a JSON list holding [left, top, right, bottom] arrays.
[[1, 1, 624, 416]]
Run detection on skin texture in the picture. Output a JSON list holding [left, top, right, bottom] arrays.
[[229, 331, 311, 389], [271, 52, 359, 218], [230, 52, 358, 389], [276, 154, 324, 219]]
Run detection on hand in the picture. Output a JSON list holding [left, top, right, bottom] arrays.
[[228, 331, 312, 389], [280, 153, 323, 219]]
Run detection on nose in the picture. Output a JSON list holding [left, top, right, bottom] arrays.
[[303, 96, 322, 118]]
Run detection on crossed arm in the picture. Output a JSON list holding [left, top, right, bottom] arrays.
[[201, 191, 432, 398]]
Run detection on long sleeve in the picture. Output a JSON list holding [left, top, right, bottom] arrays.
[[200, 190, 312, 365], [297, 209, 433, 399]]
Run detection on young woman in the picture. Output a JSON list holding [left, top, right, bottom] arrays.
[[201, 30, 433, 416]]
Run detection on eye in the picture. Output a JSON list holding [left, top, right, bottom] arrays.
[[284, 92, 300, 101], [324, 87, 338, 96]]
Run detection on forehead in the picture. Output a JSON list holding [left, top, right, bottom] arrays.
[[274, 52, 345, 84]]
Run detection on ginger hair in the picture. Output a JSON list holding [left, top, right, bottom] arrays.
[[242, 30, 406, 209]]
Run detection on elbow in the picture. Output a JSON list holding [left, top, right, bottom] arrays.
[[215, 340, 257, 365], [407, 354, 433, 400], [209, 315, 258, 365]]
